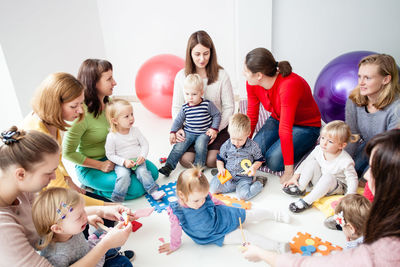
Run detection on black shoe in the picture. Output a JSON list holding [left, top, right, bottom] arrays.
[[211, 168, 218, 176], [255, 176, 268, 187], [289, 199, 311, 213], [120, 250, 135, 262], [282, 185, 305, 196], [159, 164, 173, 177]]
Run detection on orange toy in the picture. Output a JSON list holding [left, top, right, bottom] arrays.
[[217, 170, 232, 184], [290, 232, 342, 256], [212, 193, 252, 210]]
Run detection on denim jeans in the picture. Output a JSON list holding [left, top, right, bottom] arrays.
[[253, 117, 320, 171], [166, 132, 210, 169], [104, 249, 132, 267], [209, 175, 263, 200], [112, 162, 158, 202], [353, 142, 369, 178]]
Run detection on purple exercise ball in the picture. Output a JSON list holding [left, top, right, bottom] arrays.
[[314, 51, 376, 123]]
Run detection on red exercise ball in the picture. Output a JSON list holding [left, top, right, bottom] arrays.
[[135, 54, 185, 118]]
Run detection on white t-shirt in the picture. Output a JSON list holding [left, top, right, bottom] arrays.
[[105, 127, 149, 166]]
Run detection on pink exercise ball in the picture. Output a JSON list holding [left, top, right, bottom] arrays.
[[135, 54, 185, 118]]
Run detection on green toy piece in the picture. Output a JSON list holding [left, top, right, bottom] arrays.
[[130, 158, 138, 171]]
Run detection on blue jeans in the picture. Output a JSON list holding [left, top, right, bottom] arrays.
[[112, 162, 159, 202], [104, 249, 132, 267], [209, 175, 263, 200], [353, 142, 369, 178], [254, 117, 320, 171], [166, 132, 210, 168]]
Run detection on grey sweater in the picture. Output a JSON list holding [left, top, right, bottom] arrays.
[[345, 97, 400, 156], [41, 233, 104, 267]]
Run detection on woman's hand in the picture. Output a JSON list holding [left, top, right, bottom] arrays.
[[100, 222, 132, 249], [100, 160, 115, 173], [65, 176, 86, 194], [175, 129, 185, 143], [99, 205, 137, 222], [206, 128, 218, 143], [283, 173, 300, 187], [217, 167, 226, 177], [280, 165, 294, 184], [206, 129, 218, 145], [87, 214, 104, 228], [158, 242, 177, 255]]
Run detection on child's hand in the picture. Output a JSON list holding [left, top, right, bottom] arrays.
[[169, 133, 177, 144], [124, 159, 136, 168], [217, 167, 226, 177], [158, 242, 177, 255], [87, 214, 104, 228], [206, 128, 218, 140], [100, 221, 132, 249], [248, 165, 257, 176], [135, 156, 145, 166], [242, 244, 268, 262], [283, 173, 300, 187]]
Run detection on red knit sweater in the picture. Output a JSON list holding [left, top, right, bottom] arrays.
[[247, 73, 321, 165]]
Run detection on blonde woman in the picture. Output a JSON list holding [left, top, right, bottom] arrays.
[[345, 54, 400, 178], [22, 72, 107, 206]]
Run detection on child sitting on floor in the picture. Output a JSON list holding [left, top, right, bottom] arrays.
[[32, 187, 133, 267], [159, 74, 221, 177], [209, 113, 267, 200], [334, 194, 371, 249], [105, 98, 165, 202], [158, 167, 290, 255], [283, 120, 359, 212]]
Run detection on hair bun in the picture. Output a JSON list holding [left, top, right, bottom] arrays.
[[1, 129, 19, 145]]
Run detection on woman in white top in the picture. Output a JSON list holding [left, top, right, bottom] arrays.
[[172, 30, 235, 168]]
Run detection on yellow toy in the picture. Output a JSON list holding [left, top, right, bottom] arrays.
[[290, 232, 342, 256], [240, 159, 252, 175], [217, 169, 232, 184], [212, 193, 252, 210]]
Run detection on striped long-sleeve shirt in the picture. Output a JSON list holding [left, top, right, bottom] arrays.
[[171, 99, 221, 135]]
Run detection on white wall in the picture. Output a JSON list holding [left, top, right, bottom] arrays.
[[272, 0, 400, 91], [0, 0, 106, 116], [0, 44, 22, 129], [97, 0, 272, 99]]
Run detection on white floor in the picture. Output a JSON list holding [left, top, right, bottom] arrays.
[[64, 102, 346, 267]]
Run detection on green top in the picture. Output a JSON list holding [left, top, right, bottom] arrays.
[[63, 105, 110, 165]]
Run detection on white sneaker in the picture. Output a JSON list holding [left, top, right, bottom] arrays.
[[150, 190, 166, 200]]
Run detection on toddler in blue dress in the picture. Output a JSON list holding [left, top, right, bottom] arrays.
[[158, 167, 291, 255]]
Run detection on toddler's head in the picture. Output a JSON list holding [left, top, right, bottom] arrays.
[[320, 120, 359, 155], [105, 98, 134, 132], [334, 194, 371, 241], [228, 113, 251, 148], [184, 74, 204, 106], [32, 188, 87, 249], [176, 166, 209, 209]]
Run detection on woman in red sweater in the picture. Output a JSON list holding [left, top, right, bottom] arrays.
[[244, 48, 321, 183]]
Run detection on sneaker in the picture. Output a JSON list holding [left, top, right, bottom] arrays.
[[324, 215, 343, 231], [158, 163, 173, 177], [211, 168, 218, 176], [150, 190, 166, 200], [282, 185, 305, 196], [289, 199, 311, 213], [120, 250, 135, 262], [255, 176, 268, 187]]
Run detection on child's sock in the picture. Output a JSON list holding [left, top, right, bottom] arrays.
[[246, 208, 291, 224]]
